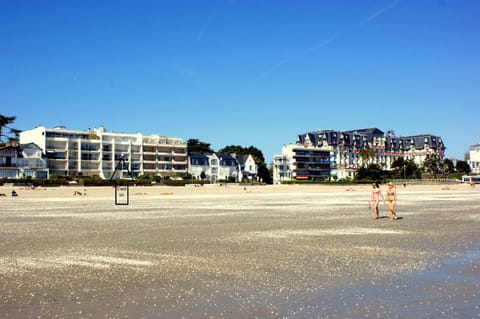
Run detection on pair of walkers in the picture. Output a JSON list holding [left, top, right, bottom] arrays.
[[369, 182, 397, 220]]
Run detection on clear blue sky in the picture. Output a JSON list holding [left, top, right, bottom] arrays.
[[1, 0, 479, 163]]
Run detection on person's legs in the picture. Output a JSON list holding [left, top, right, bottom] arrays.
[[388, 201, 397, 219]]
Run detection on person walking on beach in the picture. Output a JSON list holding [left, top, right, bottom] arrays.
[[386, 182, 398, 220], [369, 182, 386, 219]]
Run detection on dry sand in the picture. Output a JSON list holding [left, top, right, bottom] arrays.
[[0, 183, 479, 318]]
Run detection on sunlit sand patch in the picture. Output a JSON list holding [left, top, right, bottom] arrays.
[[331, 246, 436, 275], [466, 214, 480, 221], [0, 253, 156, 274], [19, 197, 111, 203], [243, 227, 407, 239], [0, 247, 223, 276], [2, 208, 263, 221], [400, 193, 480, 202]]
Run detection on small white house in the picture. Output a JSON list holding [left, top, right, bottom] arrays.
[[18, 143, 49, 179], [188, 153, 241, 183], [0, 145, 19, 179], [236, 154, 258, 181], [188, 153, 210, 181], [0, 143, 49, 179], [217, 153, 241, 182]]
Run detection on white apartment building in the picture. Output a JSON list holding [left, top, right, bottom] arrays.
[[467, 143, 480, 174], [19, 126, 187, 179], [273, 144, 332, 183], [272, 154, 292, 184]]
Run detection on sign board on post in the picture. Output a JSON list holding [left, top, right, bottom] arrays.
[[110, 155, 134, 206], [115, 181, 129, 205]]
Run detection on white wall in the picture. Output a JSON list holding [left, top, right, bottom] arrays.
[[469, 145, 480, 174], [19, 126, 47, 152]]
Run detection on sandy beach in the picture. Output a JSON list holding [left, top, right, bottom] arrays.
[[1, 183, 479, 318]]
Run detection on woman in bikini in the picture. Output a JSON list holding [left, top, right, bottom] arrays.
[[369, 182, 386, 219], [386, 182, 398, 220]]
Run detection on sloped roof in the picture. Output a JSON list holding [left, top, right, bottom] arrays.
[[344, 128, 385, 135], [236, 154, 251, 165], [189, 152, 210, 166], [217, 153, 239, 166], [296, 128, 445, 152]]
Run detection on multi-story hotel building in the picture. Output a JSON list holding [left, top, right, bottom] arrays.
[[19, 126, 187, 179], [273, 128, 446, 183]]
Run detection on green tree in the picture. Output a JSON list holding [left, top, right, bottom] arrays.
[[187, 139, 214, 153], [359, 148, 375, 167], [456, 160, 471, 174], [355, 167, 369, 180], [0, 114, 17, 144], [422, 154, 443, 174], [354, 164, 390, 182], [217, 145, 244, 155], [391, 158, 420, 179], [218, 145, 265, 164], [257, 163, 272, 184], [245, 146, 265, 164], [443, 158, 455, 174]]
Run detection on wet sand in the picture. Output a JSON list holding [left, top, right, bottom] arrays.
[[1, 183, 479, 318]]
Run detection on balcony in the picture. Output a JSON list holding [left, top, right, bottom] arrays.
[[274, 159, 289, 165], [46, 146, 68, 152], [49, 163, 68, 170], [143, 159, 157, 166], [101, 163, 113, 170], [143, 163, 157, 170], [81, 146, 100, 152], [143, 147, 156, 154], [80, 164, 100, 170], [81, 154, 99, 161]]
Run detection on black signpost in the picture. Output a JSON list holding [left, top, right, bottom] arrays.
[[110, 155, 135, 205]]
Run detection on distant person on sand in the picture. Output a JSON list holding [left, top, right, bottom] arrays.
[[369, 182, 386, 219], [386, 182, 398, 220], [11, 190, 18, 197]]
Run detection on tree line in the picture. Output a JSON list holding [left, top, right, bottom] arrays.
[[355, 151, 471, 182]]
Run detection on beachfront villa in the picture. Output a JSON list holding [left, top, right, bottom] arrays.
[[0, 142, 49, 179], [19, 126, 188, 179], [188, 152, 243, 183], [272, 128, 446, 183]]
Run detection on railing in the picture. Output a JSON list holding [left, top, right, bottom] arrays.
[[390, 178, 459, 185], [0, 164, 18, 167]]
